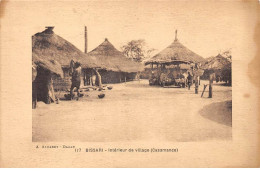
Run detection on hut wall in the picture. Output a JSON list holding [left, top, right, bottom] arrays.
[[98, 70, 137, 84], [98, 70, 122, 84], [53, 68, 138, 87], [82, 68, 94, 86], [125, 72, 137, 81], [34, 67, 53, 104]]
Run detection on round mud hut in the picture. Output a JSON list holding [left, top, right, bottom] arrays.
[[32, 27, 102, 91], [201, 54, 231, 85], [145, 30, 205, 86], [32, 54, 64, 109], [87, 38, 144, 84]]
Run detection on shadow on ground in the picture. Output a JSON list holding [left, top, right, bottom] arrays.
[[199, 100, 232, 127]]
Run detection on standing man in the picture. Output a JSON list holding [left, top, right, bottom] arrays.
[[70, 62, 82, 100], [91, 69, 96, 86], [94, 68, 102, 89], [187, 72, 193, 90]]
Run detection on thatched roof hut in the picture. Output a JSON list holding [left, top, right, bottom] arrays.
[[32, 52, 64, 109], [32, 27, 100, 69], [87, 38, 144, 73], [32, 53, 64, 79], [145, 31, 205, 65], [202, 54, 231, 70]]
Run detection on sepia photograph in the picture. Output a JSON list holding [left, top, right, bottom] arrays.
[[32, 2, 232, 142], [1, 0, 259, 168]]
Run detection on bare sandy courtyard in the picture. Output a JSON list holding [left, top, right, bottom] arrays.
[[32, 80, 232, 142]]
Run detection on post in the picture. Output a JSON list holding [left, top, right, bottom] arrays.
[[209, 74, 213, 98], [201, 84, 207, 97], [209, 82, 212, 98], [84, 26, 88, 53], [195, 76, 199, 94], [175, 29, 178, 41], [89, 72, 93, 86]]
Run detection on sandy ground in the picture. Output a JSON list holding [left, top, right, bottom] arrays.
[[33, 80, 232, 142]]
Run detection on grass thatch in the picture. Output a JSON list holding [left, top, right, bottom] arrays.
[[146, 39, 205, 65], [87, 38, 144, 73], [32, 53, 64, 78], [202, 54, 231, 70], [32, 28, 100, 69]]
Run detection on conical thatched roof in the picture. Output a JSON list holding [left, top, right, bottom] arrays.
[[87, 38, 144, 73], [202, 54, 231, 70], [32, 53, 64, 78], [32, 27, 100, 68], [146, 37, 205, 65]]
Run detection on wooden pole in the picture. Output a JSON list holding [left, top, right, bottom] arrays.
[[84, 26, 88, 53], [209, 83, 212, 98], [209, 74, 213, 98], [201, 84, 208, 97], [195, 76, 199, 94], [89, 72, 93, 86]]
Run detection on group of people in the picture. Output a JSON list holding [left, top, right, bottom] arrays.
[[149, 68, 194, 88]]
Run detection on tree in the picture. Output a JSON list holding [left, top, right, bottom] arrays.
[[221, 49, 232, 62], [220, 49, 232, 85], [121, 39, 156, 62]]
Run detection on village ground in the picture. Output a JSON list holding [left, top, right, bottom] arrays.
[[32, 80, 232, 142]]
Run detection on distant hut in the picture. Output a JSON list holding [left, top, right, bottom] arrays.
[[201, 54, 231, 84], [146, 30, 205, 65], [87, 38, 144, 84], [32, 54, 64, 109], [145, 30, 205, 86], [32, 27, 101, 91]]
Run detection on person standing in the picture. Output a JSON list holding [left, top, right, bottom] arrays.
[[187, 72, 193, 90], [70, 62, 82, 100], [91, 69, 96, 86], [94, 68, 102, 89]]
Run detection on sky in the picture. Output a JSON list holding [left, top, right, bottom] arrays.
[[3, 1, 258, 58]]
